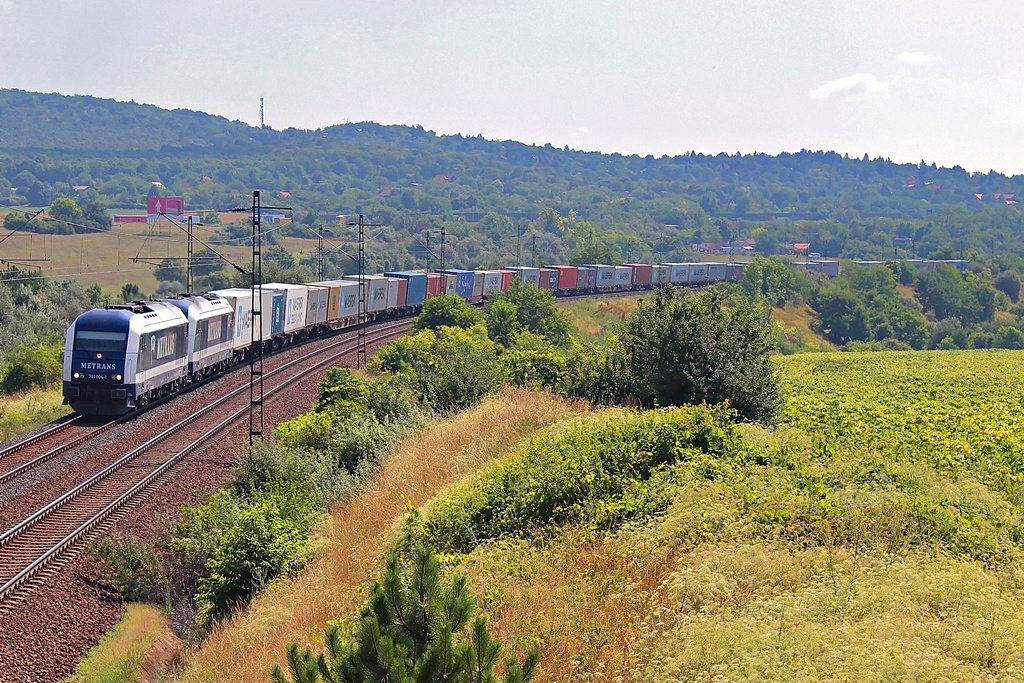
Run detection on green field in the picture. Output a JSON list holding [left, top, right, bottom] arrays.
[[418, 349, 1024, 680]]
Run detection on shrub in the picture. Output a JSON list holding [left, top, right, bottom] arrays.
[[373, 325, 502, 412], [412, 294, 483, 332], [197, 495, 310, 621], [329, 412, 397, 473], [272, 543, 538, 683], [1, 344, 62, 394], [424, 404, 745, 553], [619, 287, 781, 423], [86, 534, 166, 603]]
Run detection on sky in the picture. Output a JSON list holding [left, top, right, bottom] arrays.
[[1, 1, 1022, 174]]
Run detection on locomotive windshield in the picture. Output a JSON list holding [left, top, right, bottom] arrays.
[[74, 330, 127, 353]]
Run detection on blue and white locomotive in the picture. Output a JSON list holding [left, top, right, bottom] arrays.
[[63, 300, 189, 415]]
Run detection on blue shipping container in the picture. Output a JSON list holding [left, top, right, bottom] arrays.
[[270, 290, 285, 335], [440, 269, 475, 299], [385, 271, 427, 306]]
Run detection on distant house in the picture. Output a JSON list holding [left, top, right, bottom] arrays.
[[72, 185, 89, 193]]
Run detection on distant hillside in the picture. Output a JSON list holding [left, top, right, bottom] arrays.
[[3, 88, 1024, 268], [0, 89, 257, 151]]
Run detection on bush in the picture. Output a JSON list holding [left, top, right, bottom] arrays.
[[373, 325, 502, 412], [86, 534, 166, 603], [1, 344, 62, 394], [619, 287, 781, 424], [272, 542, 538, 683], [329, 412, 397, 473], [424, 404, 745, 553], [412, 294, 483, 332], [197, 496, 310, 621]]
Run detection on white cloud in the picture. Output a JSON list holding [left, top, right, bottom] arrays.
[[809, 73, 889, 101], [897, 51, 940, 66], [0, 0, 14, 10]]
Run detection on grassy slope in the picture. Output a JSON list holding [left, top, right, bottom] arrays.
[[67, 604, 167, 683], [174, 388, 582, 682], [774, 302, 834, 352], [439, 350, 1024, 680]]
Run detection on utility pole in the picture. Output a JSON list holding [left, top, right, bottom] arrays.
[[440, 225, 446, 272], [186, 215, 194, 292], [425, 229, 432, 271], [250, 191, 264, 445], [317, 224, 324, 280], [357, 215, 365, 368], [515, 221, 522, 269], [532, 233, 537, 267]]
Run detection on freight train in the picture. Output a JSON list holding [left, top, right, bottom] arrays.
[[63, 261, 748, 415]]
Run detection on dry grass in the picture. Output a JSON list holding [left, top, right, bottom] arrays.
[[459, 512, 1024, 682], [173, 388, 583, 683], [68, 603, 168, 683], [0, 216, 320, 292], [772, 302, 834, 351]]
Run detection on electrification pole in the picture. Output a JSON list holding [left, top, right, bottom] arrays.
[[317, 224, 324, 280], [186, 215, 194, 292], [250, 191, 264, 445], [357, 215, 367, 369]]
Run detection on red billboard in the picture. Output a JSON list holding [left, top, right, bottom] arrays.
[[147, 196, 185, 217]]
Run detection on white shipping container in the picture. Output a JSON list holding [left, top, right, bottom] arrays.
[[305, 285, 328, 325], [472, 271, 485, 299], [707, 263, 728, 282], [385, 278, 400, 309], [338, 281, 359, 317], [313, 283, 342, 321], [264, 283, 310, 333], [614, 266, 632, 287], [652, 265, 671, 286], [591, 264, 616, 287], [687, 263, 708, 282], [510, 267, 541, 287], [444, 274, 458, 296], [661, 263, 690, 284], [482, 271, 503, 295], [342, 275, 389, 312]]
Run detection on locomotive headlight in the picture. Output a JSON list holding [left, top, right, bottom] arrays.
[[73, 372, 80, 379], [115, 374, 122, 381]]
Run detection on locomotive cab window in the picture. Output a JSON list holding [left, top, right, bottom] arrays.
[[74, 330, 127, 353]]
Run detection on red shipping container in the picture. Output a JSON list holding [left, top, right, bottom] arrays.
[[396, 278, 408, 307], [624, 263, 653, 287], [497, 270, 513, 292], [426, 273, 443, 299], [539, 268, 558, 290], [551, 265, 579, 291]]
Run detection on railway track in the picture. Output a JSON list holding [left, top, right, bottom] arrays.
[[0, 320, 411, 611]]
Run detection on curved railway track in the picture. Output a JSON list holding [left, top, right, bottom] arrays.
[[0, 320, 411, 611]]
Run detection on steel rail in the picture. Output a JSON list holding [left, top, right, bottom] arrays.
[[0, 321, 411, 604]]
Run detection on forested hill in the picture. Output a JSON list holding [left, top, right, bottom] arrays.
[[4, 88, 1024, 263], [0, 89, 257, 151]]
